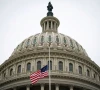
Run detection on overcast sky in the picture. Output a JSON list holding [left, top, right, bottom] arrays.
[[0, 0, 100, 66]]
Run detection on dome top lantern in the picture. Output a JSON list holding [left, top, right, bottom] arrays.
[[40, 2, 60, 33]]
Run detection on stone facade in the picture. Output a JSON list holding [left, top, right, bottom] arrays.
[[0, 3, 100, 90]]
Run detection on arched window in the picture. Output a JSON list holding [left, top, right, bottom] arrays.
[[27, 63, 31, 71], [48, 61, 52, 70], [87, 69, 90, 77], [17, 65, 21, 73], [10, 68, 13, 76], [69, 63, 73, 72], [78, 66, 82, 74], [37, 61, 41, 70], [59, 61, 63, 71]]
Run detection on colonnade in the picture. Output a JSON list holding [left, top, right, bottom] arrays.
[[42, 20, 58, 33], [11, 84, 87, 90]]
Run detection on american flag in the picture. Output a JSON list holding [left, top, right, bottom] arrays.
[[30, 65, 48, 84]]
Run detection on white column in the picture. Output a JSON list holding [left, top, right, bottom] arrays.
[[13, 64, 16, 76], [64, 59, 66, 72], [26, 85, 30, 90], [47, 21, 49, 30], [42, 24, 44, 32], [31, 59, 36, 72], [41, 84, 44, 90], [56, 23, 58, 31], [54, 23, 56, 31], [75, 62, 78, 74], [22, 61, 25, 73], [70, 86, 73, 90], [56, 84, 59, 90], [44, 23, 45, 31], [51, 21, 53, 29], [67, 60, 69, 72], [6, 68, 9, 77]]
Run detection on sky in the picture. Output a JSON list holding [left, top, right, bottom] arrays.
[[0, 0, 100, 66]]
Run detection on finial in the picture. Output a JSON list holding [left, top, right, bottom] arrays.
[[47, 2, 53, 16]]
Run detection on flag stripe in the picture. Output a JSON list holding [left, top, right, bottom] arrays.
[[30, 65, 48, 84]]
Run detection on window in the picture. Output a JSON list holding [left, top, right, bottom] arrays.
[[10, 68, 13, 76], [56, 36, 59, 45], [78, 66, 82, 74], [59, 61, 63, 71], [87, 69, 90, 77], [27, 63, 31, 71], [69, 63, 73, 72], [64, 37, 67, 44], [17, 65, 21, 73], [37, 61, 41, 70], [48, 61, 52, 70]]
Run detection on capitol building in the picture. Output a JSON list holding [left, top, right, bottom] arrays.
[[0, 2, 100, 90]]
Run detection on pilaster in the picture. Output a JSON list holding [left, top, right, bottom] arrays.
[[41, 84, 44, 90], [26, 85, 30, 90], [47, 21, 49, 30], [56, 84, 59, 90], [44, 23, 45, 31], [70, 86, 73, 90]]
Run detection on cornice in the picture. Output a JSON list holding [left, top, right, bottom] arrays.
[[0, 74, 100, 89], [0, 50, 100, 73]]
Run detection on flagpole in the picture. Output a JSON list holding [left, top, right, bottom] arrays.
[[49, 46, 51, 90]]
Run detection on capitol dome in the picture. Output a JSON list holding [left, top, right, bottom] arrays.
[[0, 2, 100, 90], [11, 16, 88, 59], [11, 30, 88, 57]]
